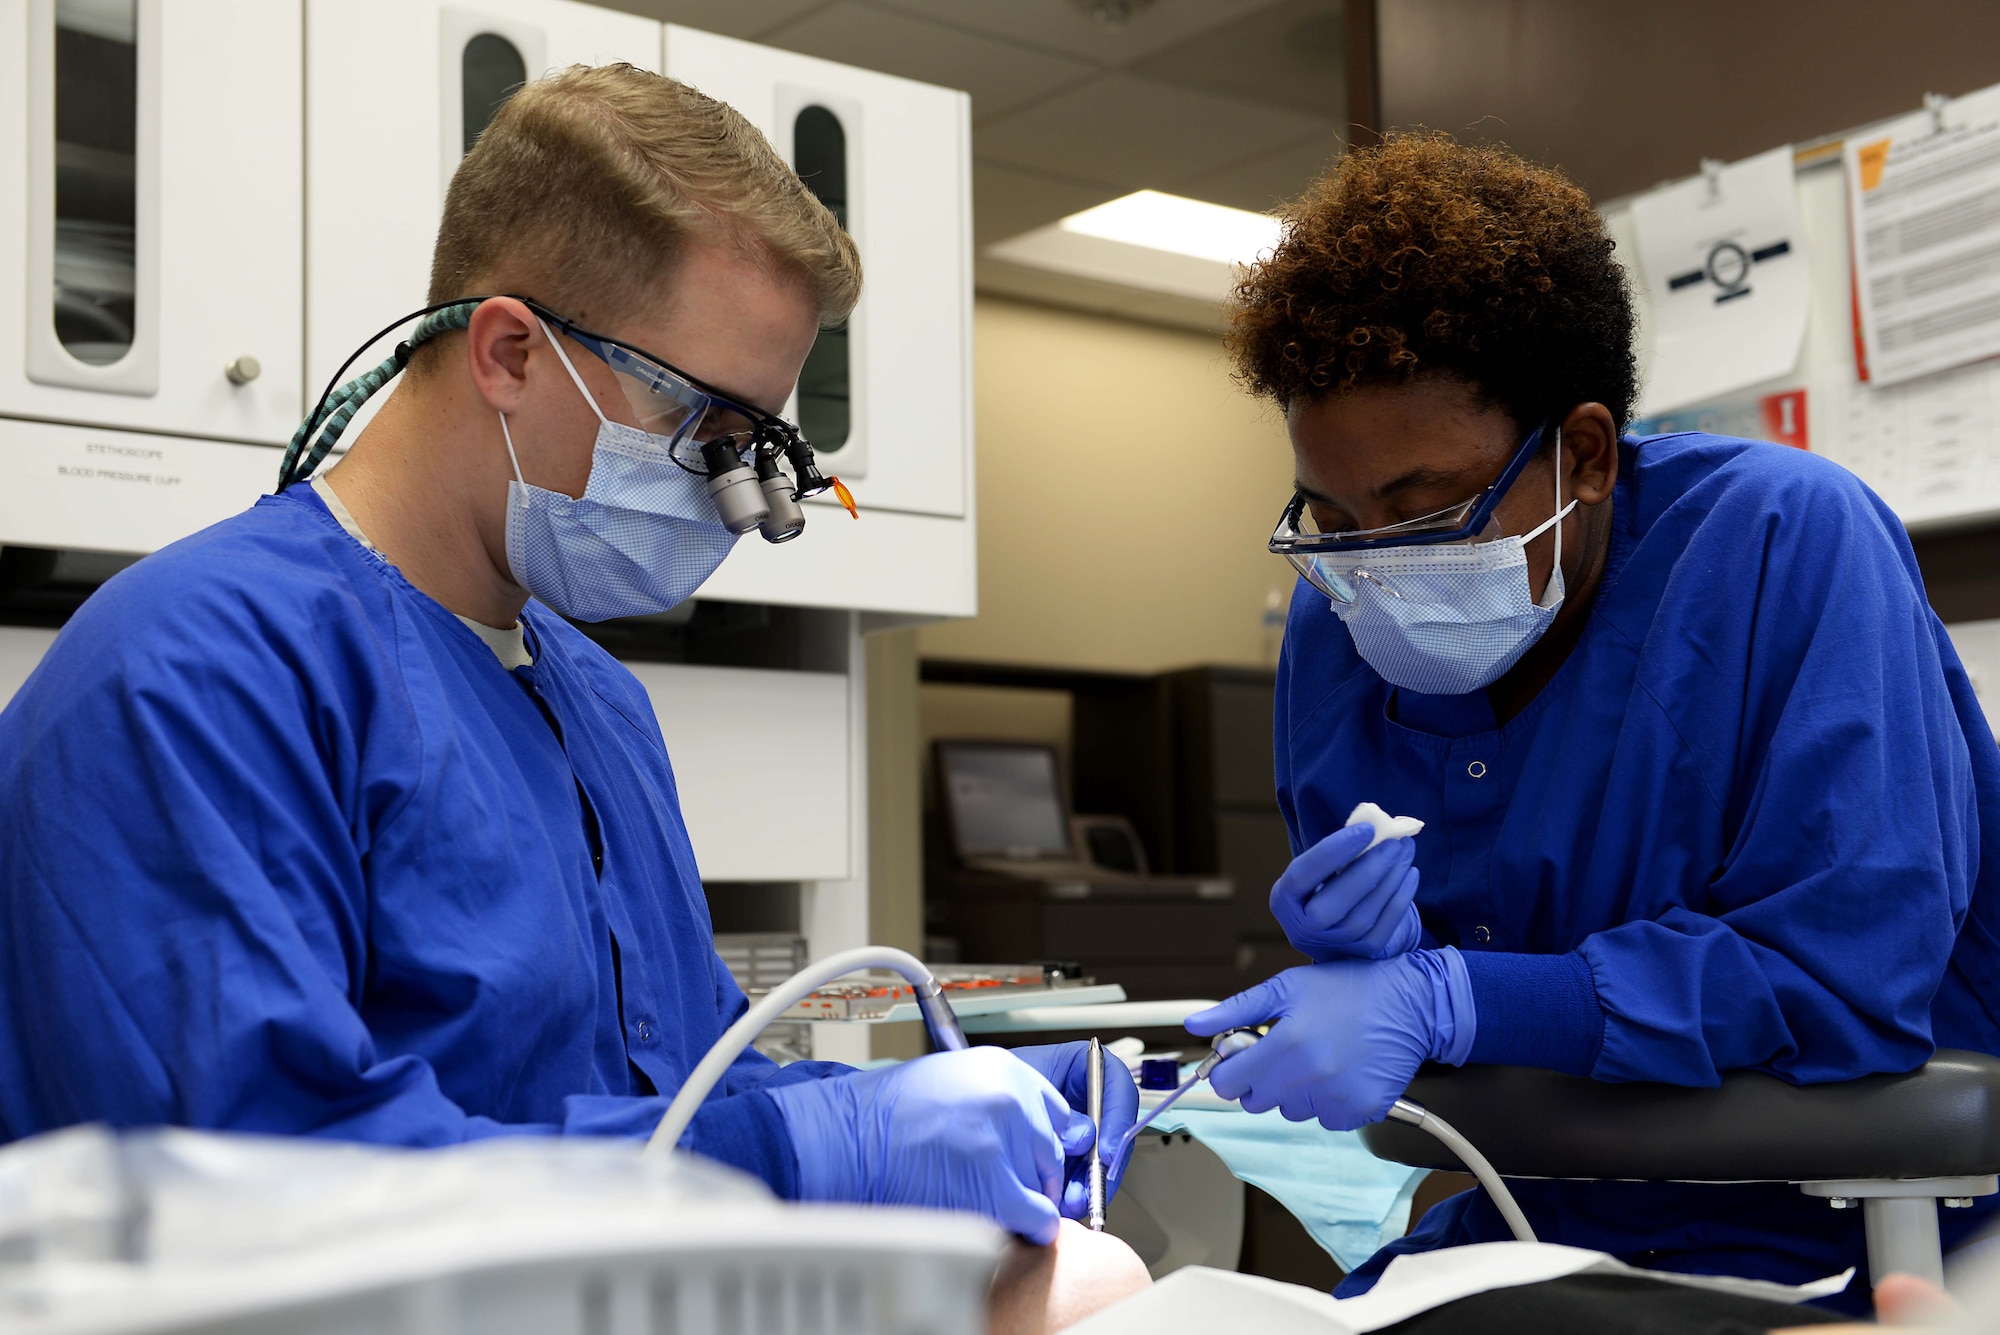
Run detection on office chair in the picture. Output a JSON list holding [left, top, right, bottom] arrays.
[[1359, 1051, 2000, 1286]]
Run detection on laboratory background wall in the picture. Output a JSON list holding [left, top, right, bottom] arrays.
[[917, 295, 1296, 673], [861, 291, 1296, 1052], [1376, 0, 2000, 204]]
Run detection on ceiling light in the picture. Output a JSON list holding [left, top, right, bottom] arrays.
[[985, 190, 1283, 305], [1057, 190, 1283, 265]]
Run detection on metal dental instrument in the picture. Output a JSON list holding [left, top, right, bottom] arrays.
[[1106, 1028, 1260, 1180], [1086, 1037, 1107, 1230]]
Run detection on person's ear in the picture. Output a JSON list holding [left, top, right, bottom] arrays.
[[464, 297, 540, 414], [1560, 402, 1620, 506]]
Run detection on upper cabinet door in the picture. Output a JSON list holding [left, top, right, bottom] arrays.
[[0, 0, 304, 444], [665, 26, 972, 521], [304, 0, 662, 402]]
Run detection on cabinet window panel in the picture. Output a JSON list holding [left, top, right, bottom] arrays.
[[462, 33, 527, 156], [52, 0, 138, 366], [793, 106, 850, 454]]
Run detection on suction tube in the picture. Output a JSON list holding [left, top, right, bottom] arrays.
[[645, 947, 968, 1158], [1112, 1031, 1538, 1246], [1388, 1098, 1537, 1243]]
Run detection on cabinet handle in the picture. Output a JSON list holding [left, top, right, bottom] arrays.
[[225, 356, 262, 386]]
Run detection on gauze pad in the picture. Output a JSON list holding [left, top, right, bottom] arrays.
[[1346, 801, 1425, 852]]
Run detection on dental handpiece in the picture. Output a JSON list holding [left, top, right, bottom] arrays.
[[1108, 1028, 1261, 1179]]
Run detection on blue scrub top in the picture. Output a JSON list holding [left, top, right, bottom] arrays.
[[0, 486, 846, 1190], [1276, 434, 2000, 1304]]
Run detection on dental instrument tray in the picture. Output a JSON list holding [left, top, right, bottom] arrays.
[[765, 963, 1096, 1022]]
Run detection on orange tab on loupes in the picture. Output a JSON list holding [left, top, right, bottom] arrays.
[[831, 477, 858, 518]]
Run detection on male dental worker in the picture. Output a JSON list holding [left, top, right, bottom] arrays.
[[0, 64, 1132, 1241], [1185, 133, 2000, 1310]]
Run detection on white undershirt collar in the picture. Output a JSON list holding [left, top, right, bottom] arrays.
[[310, 474, 534, 670]]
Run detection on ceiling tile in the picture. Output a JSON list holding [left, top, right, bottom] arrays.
[[975, 71, 1334, 191], [973, 160, 1119, 247], [868, 0, 1291, 67], [761, 3, 1094, 122], [1129, 0, 1346, 120], [603, 0, 827, 40], [1172, 131, 1342, 212]]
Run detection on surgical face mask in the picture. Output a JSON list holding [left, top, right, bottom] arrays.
[[498, 322, 738, 622], [1303, 438, 1578, 696]]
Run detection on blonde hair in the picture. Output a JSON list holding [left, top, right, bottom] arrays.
[[426, 63, 861, 335]]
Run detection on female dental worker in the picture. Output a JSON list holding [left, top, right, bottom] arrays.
[[1184, 133, 2000, 1310], [0, 65, 1133, 1240]]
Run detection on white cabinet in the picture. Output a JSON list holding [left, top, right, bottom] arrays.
[[0, 0, 303, 442], [0, 0, 303, 552], [0, 1, 979, 601], [304, 0, 663, 400], [630, 662, 853, 882], [664, 25, 973, 524], [0, 626, 59, 709]]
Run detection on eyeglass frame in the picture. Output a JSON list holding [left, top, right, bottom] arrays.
[[515, 296, 818, 482], [286, 294, 832, 498], [1268, 421, 1552, 560]]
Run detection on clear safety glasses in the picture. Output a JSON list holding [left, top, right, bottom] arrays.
[[521, 298, 805, 480], [1270, 424, 1548, 601], [281, 295, 842, 511]]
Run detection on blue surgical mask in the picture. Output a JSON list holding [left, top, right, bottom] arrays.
[[498, 322, 738, 622], [1309, 454, 1577, 696]]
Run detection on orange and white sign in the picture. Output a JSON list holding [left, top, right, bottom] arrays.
[[1846, 95, 2000, 386]]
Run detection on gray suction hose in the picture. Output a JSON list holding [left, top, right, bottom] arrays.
[[645, 947, 968, 1158], [1133, 1029, 1538, 1245], [1388, 1097, 1538, 1243]]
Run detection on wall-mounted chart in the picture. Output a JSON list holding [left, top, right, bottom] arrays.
[[1608, 82, 2000, 532], [1629, 146, 1808, 416]]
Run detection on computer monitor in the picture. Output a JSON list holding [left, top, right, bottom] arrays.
[[935, 741, 1072, 861]]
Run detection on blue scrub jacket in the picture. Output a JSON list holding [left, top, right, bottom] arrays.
[[1279, 434, 2000, 1305], [0, 485, 847, 1192]]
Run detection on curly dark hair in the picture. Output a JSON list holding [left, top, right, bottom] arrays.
[[1226, 132, 1638, 434]]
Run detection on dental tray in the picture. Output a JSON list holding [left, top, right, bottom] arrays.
[[766, 964, 1096, 1022]]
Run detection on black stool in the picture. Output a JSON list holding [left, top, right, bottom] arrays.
[[1359, 1051, 2000, 1285]]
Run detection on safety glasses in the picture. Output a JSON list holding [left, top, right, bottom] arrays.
[[1271, 424, 1547, 554], [283, 295, 844, 509], [520, 298, 808, 481], [1270, 423, 1549, 600]]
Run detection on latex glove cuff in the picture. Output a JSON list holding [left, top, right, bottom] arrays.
[[1421, 945, 1479, 1067]]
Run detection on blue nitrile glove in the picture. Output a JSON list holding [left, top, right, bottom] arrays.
[[1184, 949, 1475, 1131], [1009, 1042, 1140, 1217], [1270, 823, 1422, 962], [766, 1046, 1091, 1244]]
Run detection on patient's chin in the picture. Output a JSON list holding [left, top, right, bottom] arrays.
[[988, 1219, 1155, 1335]]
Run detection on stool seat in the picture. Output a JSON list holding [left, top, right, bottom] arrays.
[[1359, 1050, 2000, 1183]]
